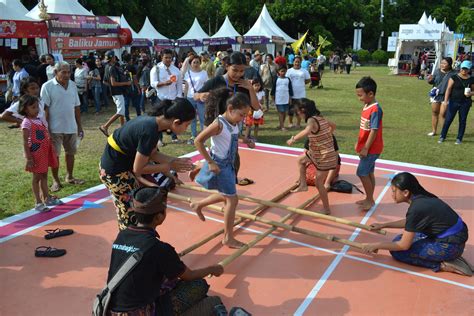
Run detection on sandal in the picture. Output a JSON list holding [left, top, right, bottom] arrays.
[[44, 228, 74, 240], [65, 178, 85, 185], [35, 246, 67, 258], [238, 178, 255, 186], [440, 258, 473, 276], [98, 126, 109, 137], [50, 182, 62, 193]]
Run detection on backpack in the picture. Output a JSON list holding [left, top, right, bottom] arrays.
[[92, 241, 156, 316], [330, 180, 364, 194]]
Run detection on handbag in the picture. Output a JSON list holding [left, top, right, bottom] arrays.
[[92, 240, 156, 316]]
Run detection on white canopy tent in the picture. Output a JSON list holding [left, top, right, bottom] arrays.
[[177, 18, 209, 54], [260, 4, 295, 43], [210, 16, 241, 51], [26, 0, 94, 20], [137, 16, 172, 51], [243, 4, 295, 56], [0, 0, 29, 16], [0, 1, 34, 20], [392, 12, 454, 75]]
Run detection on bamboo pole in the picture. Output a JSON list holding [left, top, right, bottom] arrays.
[[219, 194, 320, 267], [178, 183, 298, 257], [169, 192, 363, 250], [178, 184, 386, 235]]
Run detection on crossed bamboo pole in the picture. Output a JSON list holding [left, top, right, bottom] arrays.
[[168, 192, 363, 252], [178, 184, 386, 235], [178, 184, 298, 256]]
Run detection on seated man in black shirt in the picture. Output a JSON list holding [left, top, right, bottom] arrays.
[[107, 187, 224, 315]]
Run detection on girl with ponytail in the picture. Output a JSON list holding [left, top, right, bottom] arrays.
[[99, 98, 195, 230], [362, 172, 471, 276]]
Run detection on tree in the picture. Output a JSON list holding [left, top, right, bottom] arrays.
[[456, 6, 474, 38]]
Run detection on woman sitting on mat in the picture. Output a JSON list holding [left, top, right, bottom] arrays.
[[362, 172, 472, 276], [100, 98, 195, 230], [286, 98, 338, 215], [191, 92, 251, 249]]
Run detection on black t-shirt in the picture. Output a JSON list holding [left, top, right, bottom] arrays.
[[37, 63, 48, 85], [405, 195, 468, 243], [108, 226, 186, 312], [100, 116, 160, 174], [450, 74, 473, 102], [198, 75, 251, 125], [107, 64, 127, 96]]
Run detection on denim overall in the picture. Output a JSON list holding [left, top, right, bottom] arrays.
[[196, 116, 238, 195]]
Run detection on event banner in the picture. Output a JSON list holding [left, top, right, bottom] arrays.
[[398, 24, 444, 41], [48, 14, 119, 35], [243, 36, 270, 44], [209, 37, 237, 45], [177, 39, 208, 47], [0, 20, 48, 38], [50, 36, 121, 50]]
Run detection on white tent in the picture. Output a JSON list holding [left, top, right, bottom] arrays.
[[260, 4, 295, 43], [391, 12, 454, 75], [244, 7, 288, 56], [0, 2, 35, 20], [177, 18, 209, 53], [137, 17, 170, 43], [26, 0, 93, 20], [210, 16, 241, 51], [0, 0, 29, 16]]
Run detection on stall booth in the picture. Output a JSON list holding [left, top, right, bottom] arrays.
[[208, 16, 242, 53], [136, 17, 173, 56], [27, 0, 125, 63], [176, 18, 209, 56], [0, 0, 48, 73], [391, 12, 454, 75], [243, 4, 294, 56], [109, 15, 140, 59]]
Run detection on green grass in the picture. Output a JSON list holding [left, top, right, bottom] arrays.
[[0, 66, 472, 219]]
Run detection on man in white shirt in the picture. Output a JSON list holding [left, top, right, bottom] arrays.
[[286, 56, 310, 128], [41, 61, 84, 192], [150, 49, 183, 102], [150, 49, 183, 143]]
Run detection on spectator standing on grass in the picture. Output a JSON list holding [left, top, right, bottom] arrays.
[[286, 56, 310, 129], [74, 58, 88, 113], [345, 53, 353, 74], [150, 49, 182, 143], [40, 61, 85, 192], [274, 51, 287, 68], [438, 60, 473, 145], [426, 57, 457, 137], [88, 59, 103, 115], [99, 51, 131, 137], [12, 59, 29, 100], [260, 53, 277, 111]]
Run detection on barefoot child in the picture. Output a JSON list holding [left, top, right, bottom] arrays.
[[244, 79, 265, 140], [286, 98, 337, 215], [20, 95, 62, 212], [354, 77, 383, 211], [192, 92, 250, 248]]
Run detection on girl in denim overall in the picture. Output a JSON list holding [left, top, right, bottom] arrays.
[[192, 92, 250, 249]]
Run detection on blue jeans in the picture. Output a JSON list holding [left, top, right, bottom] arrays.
[[440, 99, 472, 141], [92, 86, 102, 113], [139, 91, 146, 113], [79, 92, 88, 113], [390, 233, 464, 271], [101, 83, 109, 107], [187, 97, 205, 138], [124, 93, 141, 121]]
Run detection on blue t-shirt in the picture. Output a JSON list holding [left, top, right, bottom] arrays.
[[301, 60, 311, 71]]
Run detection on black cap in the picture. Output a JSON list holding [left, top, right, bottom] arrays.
[[104, 50, 115, 61]]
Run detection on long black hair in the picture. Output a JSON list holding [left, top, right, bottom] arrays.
[[205, 87, 230, 126], [148, 98, 195, 122], [391, 172, 437, 198], [228, 52, 246, 65], [295, 98, 321, 122]]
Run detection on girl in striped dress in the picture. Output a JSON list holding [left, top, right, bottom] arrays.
[[287, 98, 337, 214]]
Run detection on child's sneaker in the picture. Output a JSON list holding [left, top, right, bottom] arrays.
[[45, 196, 64, 207], [186, 138, 194, 145], [455, 139, 462, 145], [35, 203, 50, 212], [437, 137, 445, 143], [157, 140, 164, 147]]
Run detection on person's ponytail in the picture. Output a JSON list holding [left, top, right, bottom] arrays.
[[148, 98, 195, 122]]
